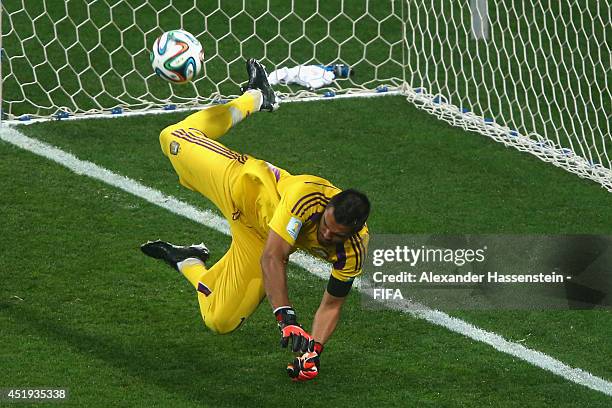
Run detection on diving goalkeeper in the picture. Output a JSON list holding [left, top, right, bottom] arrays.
[[141, 59, 370, 382]]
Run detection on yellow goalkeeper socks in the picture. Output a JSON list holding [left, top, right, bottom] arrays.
[[180, 90, 262, 140]]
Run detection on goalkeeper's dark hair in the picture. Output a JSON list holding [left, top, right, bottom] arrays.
[[328, 189, 370, 232]]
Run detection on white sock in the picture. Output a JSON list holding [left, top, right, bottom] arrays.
[[176, 257, 205, 273], [246, 89, 263, 111]]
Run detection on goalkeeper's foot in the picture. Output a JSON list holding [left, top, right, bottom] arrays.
[[140, 240, 209, 272], [241, 58, 279, 112]]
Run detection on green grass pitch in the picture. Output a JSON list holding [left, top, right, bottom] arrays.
[[1, 0, 611, 405], [1, 96, 611, 407]]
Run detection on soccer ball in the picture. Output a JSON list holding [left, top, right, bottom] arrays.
[[150, 29, 204, 84]]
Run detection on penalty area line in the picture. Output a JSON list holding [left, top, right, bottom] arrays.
[[1, 126, 611, 397]]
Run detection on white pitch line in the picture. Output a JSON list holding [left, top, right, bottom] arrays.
[[2, 127, 611, 397]]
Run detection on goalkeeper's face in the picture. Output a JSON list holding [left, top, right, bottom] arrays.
[[317, 206, 353, 246]]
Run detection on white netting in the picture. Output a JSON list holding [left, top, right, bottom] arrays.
[[1, 0, 403, 120], [401, 1, 611, 191], [1, 1, 611, 190]]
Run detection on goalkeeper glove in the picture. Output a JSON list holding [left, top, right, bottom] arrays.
[[287, 340, 324, 382], [274, 306, 312, 353]]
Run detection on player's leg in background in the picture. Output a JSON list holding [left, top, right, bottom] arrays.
[[179, 220, 266, 334]]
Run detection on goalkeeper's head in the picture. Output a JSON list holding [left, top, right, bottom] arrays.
[[317, 189, 370, 246]]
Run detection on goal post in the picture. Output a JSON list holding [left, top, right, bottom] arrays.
[[1, 1, 610, 191]]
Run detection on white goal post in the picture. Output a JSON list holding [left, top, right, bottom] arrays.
[[1, 1, 610, 191]]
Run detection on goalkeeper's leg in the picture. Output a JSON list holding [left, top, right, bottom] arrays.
[[178, 220, 266, 334], [177, 90, 263, 141], [173, 58, 278, 141]]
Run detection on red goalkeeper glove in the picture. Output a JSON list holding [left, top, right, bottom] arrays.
[[274, 306, 312, 353], [287, 341, 324, 382]]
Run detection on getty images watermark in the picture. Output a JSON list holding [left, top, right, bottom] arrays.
[[361, 235, 612, 310]]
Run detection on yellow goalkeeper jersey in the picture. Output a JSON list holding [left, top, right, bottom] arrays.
[[231, 157, 369, 282]]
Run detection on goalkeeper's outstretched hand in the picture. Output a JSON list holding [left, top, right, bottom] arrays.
[[275, 307, 312, 353], [287, 341, 324, 382]]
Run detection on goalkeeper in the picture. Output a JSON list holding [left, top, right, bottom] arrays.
[[141, 59, 370, 382]]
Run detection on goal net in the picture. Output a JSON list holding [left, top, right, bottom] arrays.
[[1, 0, 404, 120], [2, 1, 610, 190], [402, 1, 611, 191]]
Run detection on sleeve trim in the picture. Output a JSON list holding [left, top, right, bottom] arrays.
[[326, 275, 353, 297]]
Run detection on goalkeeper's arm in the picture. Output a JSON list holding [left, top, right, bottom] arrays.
[[261, 230, 312, 352], [286, 285, 349, 381], [260, 229, 293, 310], [310, 287, 347, 344]]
